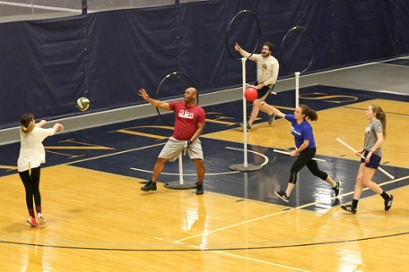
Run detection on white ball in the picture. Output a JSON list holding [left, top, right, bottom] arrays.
[[76, 97, 90, 111]]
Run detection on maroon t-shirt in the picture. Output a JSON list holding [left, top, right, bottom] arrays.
[[169, 101, 205, 140]]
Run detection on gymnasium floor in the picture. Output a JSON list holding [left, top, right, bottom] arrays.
[[1, 59, 409, 271], [2, 84, 409, 205]]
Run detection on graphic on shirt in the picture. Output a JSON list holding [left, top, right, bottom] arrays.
[[178, 109, 194, 119], [365, 127, 371, 135], [291, 126, 302, 136]]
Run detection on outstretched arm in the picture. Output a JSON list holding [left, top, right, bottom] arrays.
[[37, 120, 64, 135], [260, 102, 285, 118], [37, 120, 47, 127], [52, 123, 64, 134], [139, 88, 171, 110], [235, 43, 252, 59]]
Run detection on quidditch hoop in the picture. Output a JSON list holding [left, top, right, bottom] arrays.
[[156, 72, 198, 126], [226, 10, 261, 61], [280, 26, 315, 74]]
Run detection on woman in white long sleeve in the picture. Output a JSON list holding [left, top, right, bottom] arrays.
[[17, 113, 64, 227]]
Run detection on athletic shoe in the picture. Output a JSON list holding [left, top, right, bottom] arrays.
[[333, 182, 340, 196], [268, 114, 275, 125], [141, 181, 157, 191], [240, 122, 251, 131], [37, 213, 46, 224], [384, 194, 393, 211], [275, 190, 290, 202], [27, 216, 39, 227], [196, 182, 204, 195], [341, 204, 357, 214]]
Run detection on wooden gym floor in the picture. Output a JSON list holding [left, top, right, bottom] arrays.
[[1, 83, 409, 271]]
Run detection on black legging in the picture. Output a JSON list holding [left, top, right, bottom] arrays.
[[289, 148, 328, 184], [19, 166, 41, 212]]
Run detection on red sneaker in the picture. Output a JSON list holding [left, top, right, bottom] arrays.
[[27, 216, 39, 227]]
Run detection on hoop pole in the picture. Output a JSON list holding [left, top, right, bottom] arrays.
[[295, 72, 300, 108], [228, 56, 261, 172], [242, 58, 248, 167], [336, 138, 395, 179], [178, 152, 184, 184]]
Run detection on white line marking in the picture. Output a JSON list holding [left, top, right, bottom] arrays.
[[130, 167, 239, 176], [225, 146, 269, 167], [175, 175, 409, 243]]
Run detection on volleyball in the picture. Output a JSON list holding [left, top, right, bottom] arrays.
[[244, 87, 258, 102], [76, 97, 90, 111]]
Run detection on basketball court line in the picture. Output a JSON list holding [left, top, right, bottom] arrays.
[[130, 167, 238, 176], [64, 142, 166, 166], [174, 175, 409, 244], [130, 145, 269, 175], [172, 239, 312, 272]]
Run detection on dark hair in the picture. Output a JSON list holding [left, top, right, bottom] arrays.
[[299, 104, 318, 121], [370, 104, 387, 138], [262, 42, 274, 52], [20, 113, 34, 134]]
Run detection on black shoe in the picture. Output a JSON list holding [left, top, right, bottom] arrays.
[[268, 114, 275, 125], [275, 190, 289, 202], [196, 182, 204, 195], [384, 194, 393, 211], [240, 122, 251, 131], [141, 181, 157, 191], [341, 204, 357, 214], [332, 198, 341, 207], [333, 181, 340, 196]]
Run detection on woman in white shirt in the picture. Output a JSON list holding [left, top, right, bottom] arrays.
[[17, 113, 64, 227]]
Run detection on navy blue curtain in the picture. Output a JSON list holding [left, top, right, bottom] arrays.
[[0, 0, 408, 129]]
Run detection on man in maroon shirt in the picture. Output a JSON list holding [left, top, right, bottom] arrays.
[[138, 87, 206, 195]]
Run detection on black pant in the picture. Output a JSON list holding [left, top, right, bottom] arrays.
[[19, 166, 41, 211], [288, 148, 328, 184]]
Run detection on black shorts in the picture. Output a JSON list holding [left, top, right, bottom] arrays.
[[256, 82, 275, 100]]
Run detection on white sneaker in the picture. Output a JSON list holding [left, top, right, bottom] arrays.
[[37, 213, 46, 224]]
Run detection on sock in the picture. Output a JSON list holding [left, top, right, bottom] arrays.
[[28, 208, 35, 217], [352, 199, 359, 210], [332, 182, 337, 188], [380, 191, 390, 200]]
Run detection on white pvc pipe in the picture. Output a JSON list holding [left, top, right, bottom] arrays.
[[336, 138, 395, 179], [295, 71, 300, 108], [273, 149, 326, 162], [242, 58, 248, 167], [178, 152, 184, 184]]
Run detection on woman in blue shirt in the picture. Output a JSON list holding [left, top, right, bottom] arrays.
[[261, 103, 340, 202]]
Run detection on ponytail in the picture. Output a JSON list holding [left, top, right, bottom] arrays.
[[299, 104, 318, 122]]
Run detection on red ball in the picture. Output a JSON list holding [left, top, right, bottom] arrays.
[[244, 87, 258, 102]]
